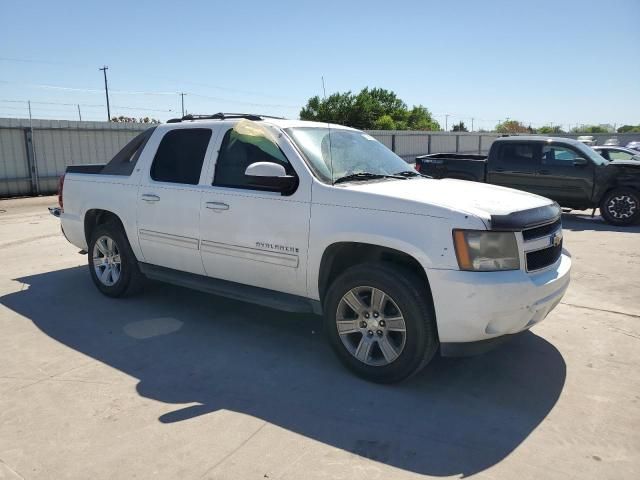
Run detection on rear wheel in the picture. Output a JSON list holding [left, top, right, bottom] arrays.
[[88, 221, 143, 297], [324, 262, 438, 383], [599, 188, 640, 226]]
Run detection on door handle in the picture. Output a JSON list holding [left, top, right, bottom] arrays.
[[141, 194, 160, 202], [538, 170, 551, 175], [494, 167, 505, 172], [206, 202, 229, 211]]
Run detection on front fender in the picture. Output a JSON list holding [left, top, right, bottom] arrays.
[[306, 203, 460, 300]]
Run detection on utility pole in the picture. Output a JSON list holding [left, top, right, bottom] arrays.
[[471, 118, 474, 132], [99, 66, 111, 121], [445, 114, 449, 131], [180, 92, 186, 117], [27, 100, 40, 194], [77, 104, 82, 121]]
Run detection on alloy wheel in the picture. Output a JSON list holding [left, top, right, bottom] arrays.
[[607, 195, 637, 219], [92, 235, 122, 287], [335, 286, 407, 366]]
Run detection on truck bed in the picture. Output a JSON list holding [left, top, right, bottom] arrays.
[[415, 153, 488, 182], [66, 164, 106, 174]]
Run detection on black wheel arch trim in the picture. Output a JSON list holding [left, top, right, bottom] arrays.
[[317, 242, 431, 303]]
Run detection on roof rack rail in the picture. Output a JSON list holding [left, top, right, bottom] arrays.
[[166, 112, 285, 123]]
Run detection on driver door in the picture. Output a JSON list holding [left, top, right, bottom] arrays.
[[537, 144, 595, 205], [198, 123, 311, 297]]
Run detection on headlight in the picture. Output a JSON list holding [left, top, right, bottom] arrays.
[[453, 230, 520, 271]]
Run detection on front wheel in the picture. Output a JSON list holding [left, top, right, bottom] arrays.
[[324, 262, 438, 383], [599, 188, 640, 226]]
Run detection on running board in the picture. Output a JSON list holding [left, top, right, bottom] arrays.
[[139, 263, 322, 315]]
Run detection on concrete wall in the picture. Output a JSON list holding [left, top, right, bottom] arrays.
[[366, 130, 640, 163], [1, 117, 639, 197]]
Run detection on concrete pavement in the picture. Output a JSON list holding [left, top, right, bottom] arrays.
[[0, 196, 638, 479]]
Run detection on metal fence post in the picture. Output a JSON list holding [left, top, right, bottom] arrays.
[[23, 128, 39, 195], [391, 134, 396, 152], [478, 135, 482, 154], [427, 134, 432, 154], [455, 134, 460, 153]]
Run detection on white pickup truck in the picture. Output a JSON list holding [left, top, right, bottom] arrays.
[[52, 113, 571, 383]]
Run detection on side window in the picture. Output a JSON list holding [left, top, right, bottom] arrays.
[[150, 128, 212, 185], [609, 150, 634, 161], [498, 143, 535, 165], [213, 125, 293, 190], [541, 145, 580, 166]]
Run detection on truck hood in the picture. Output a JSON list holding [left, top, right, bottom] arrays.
[[608, 159, 640, 167], [343, 177, 557, 227]]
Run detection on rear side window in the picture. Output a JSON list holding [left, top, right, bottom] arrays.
[[213, 127, 293, 189], [150, 129, 212, 185], [101, 127, 156, 176], [499, 143, 535, 163]]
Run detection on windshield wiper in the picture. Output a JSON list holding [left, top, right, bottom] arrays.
[[394, 170, 430, 178], [394, 170, 420, 177], [333, 172, 406, 184]]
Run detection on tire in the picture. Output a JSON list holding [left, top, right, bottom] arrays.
[[323, 262, 438, 383], [599, 188, 640, 226], [88, 220, 144, 297]]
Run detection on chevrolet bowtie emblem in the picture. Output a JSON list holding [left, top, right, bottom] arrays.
[[551, 232, 563, 247]]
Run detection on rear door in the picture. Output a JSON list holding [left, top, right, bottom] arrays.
[[136, 127, 218, 274], [486, 142, 542, 194]]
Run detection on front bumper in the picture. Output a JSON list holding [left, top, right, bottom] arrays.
[[428, 251, 571, 344]]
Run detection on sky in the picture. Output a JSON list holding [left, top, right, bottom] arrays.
[[0, 0, 638, 131]]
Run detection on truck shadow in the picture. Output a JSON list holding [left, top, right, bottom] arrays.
[[562, 212, 640, 233], [1, 266, 567, 478]]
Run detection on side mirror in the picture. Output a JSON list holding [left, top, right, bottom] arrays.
[[573, 157, 589, 166], [244, 162, 297, 193]]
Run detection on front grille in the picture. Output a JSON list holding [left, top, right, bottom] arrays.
[[526, 241, 562, 271], [522, 218, 561, 240]]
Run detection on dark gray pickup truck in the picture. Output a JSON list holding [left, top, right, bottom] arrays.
[[416, 136, 640, 226]]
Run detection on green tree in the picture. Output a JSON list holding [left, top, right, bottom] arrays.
[[299, 88, 439, 131], [495, 120, 531, 134], [537, 125, 565, 134], [372, 114, 396, 130], [452, 121, 468, 132], [299, 92, 356, 126], [617, 125, 640, 133], [111, 115, 160, 124], [406, 105, 440, 131], [570, 125, 610, 134]]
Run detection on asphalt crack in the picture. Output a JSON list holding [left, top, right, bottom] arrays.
[[0, 457, 26, 480], [560, 302, 640, 319], [198, 421, 268, 479]]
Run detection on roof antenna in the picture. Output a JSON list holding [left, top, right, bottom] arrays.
[[322, 76, 334, 185]]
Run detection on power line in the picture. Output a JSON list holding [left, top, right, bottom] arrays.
[[187, 92, 300, 109], [0, 56, 91, 68], [0, 99, 173, 113]]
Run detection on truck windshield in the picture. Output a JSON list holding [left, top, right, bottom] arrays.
[[285, 127, 412, 183]]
